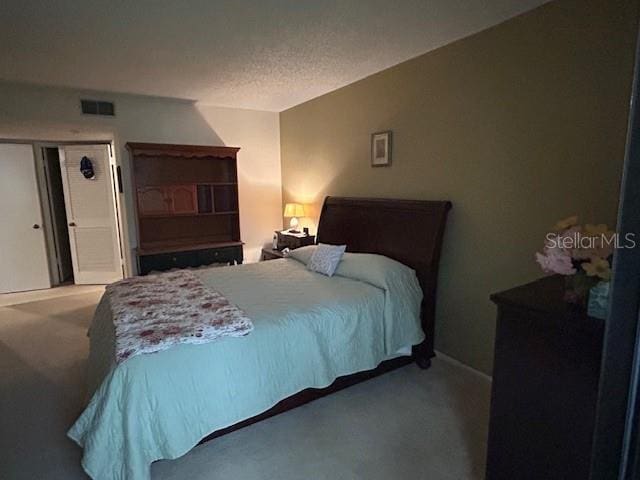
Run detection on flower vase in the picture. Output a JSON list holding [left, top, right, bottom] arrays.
[[563, 273, 597, 308], [587, 281, 610, 319]]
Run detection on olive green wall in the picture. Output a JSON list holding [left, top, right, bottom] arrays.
[[279, 0, 639, 373]]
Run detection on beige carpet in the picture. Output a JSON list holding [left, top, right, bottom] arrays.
[[0, 288, 491, 480]]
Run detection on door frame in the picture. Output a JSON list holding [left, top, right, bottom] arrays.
[[589, 22, 640, 480], [33, 140, 130, 283]]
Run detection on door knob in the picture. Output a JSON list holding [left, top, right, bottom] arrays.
[[69, 222, 76, 227], [33, 224, 40, 229]]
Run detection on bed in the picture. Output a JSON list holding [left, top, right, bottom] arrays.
[[68, 196, 451, 480]]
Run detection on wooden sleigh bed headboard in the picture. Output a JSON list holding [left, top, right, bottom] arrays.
[[317, 196, 452, 365]]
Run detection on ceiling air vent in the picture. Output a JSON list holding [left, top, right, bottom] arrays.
[[81, 99, 115, 116]]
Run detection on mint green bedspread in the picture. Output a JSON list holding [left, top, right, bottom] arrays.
[[68, 253, 424, 480]]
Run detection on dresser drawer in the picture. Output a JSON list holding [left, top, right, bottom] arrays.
[[196, 246, 243, 266], [275, 231, 315, 250], [138, 245, 243, 275]]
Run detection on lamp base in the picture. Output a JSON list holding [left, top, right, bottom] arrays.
[[289, 216, 300, 233]]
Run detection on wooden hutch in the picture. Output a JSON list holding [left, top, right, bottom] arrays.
[[127, 142, 243, 275]]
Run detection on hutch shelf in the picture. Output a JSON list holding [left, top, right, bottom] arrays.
[[127, 142, 243, 274]]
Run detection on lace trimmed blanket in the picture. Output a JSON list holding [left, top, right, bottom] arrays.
[[106, 270, 253, 363]]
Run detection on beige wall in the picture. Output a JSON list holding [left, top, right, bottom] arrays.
[[0, 82, 282, 269], [280, 0, 639, 373]]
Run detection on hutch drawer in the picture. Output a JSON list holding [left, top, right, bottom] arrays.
[[138, 245, 243, 275]]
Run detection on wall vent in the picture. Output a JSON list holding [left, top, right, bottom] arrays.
[[81, 99, 115, 116]]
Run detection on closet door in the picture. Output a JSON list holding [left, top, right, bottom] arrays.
[[0, 144, 51, 293], [59, 145, 123, 284]]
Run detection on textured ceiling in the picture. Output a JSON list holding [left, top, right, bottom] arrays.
[[0, 0, 548, 111]]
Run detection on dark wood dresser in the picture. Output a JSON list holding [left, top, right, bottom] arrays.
[[487, 275, 604, 480], [127, 143, 243, 275]]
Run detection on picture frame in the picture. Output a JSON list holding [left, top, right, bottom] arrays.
[[371, 131, 392, 167]]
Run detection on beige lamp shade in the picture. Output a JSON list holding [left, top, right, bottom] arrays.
[[283, 203, 306, 218]]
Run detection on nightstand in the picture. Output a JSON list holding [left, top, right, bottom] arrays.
[[260, 248, 286, 261], [276, 231, 315, 250]]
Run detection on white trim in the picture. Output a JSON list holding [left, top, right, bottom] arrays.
[[109, 140, 133, 277]]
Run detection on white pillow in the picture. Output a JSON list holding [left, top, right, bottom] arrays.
[[307, 243, 346, 277]]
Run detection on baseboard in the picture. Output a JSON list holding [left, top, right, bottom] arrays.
[[434, 350, 493, 382]]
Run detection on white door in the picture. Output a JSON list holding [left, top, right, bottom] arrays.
[[0, 144, 51, 293], [59, 145, 123, 284]]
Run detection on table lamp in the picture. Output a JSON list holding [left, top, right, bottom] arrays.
[[283, 203, 305, 233]]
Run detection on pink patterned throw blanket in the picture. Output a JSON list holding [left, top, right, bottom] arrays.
[[106, 270, 253, 363]]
